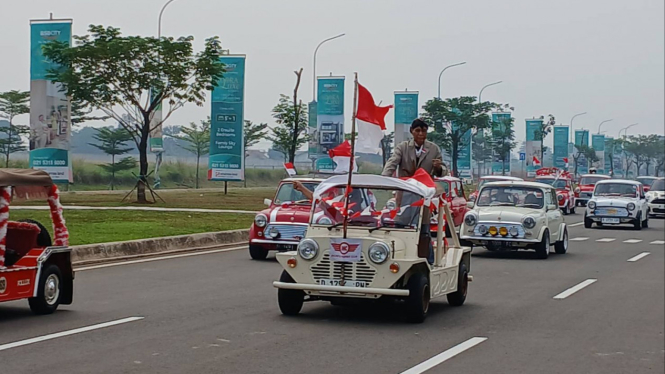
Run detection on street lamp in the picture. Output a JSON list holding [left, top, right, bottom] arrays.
[[619, 123, 638, 138], [569, 112, 587, 144], [597, 119, 613, 134], [312, 33, 346, 101], [437, 62, 466, 99], [478, 81, 502, 103], [158, 0, 178, 38]]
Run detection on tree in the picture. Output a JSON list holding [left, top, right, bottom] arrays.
[[43, 25, 224, 202], [173, 118, 210, 189], [268, 94, 308, 164], [89, 127, 135, 190], [472, 131, 492, 177], [491, 114, 517, 176], [0, 90, 30, 167], [533, 114, 556, 161], [605, 137, 624, 177], [71, 100, 110, 126], [572, 144, 598, 178], [624, 136, 649, 176], [423, 96, 501, 177], [380, 132, 395, 167]]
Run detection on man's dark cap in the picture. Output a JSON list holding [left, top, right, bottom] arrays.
[[411, 118, 429, 130]]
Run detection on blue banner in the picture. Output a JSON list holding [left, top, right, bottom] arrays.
[[209, 55, 246, 181], [553, 126, 569, 169], [525, 119, 543, 176], [574, 130, 589, 175], [491, 112, 512, 175], [316, 76, 345, 170], [30, 22, 72, 80], [394, 91, 418, 145], [591, 134, 605, 174]]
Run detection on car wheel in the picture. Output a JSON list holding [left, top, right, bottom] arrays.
[[584, 215, 593, 229], [642, 212, 649, 228], [447, 263, 468, 306], [633, 212, 642, 230], [405, 272, 430, 323], [29, 264, 62, 315], [535, 230, 550, 259], [249, 245, 269, 260], [277, 271, 304, 316], [555, 227, 568, 254]]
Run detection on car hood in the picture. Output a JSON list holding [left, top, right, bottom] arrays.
[[472, 206, 542, 223], [591, 196, 635, 207], [260, 204, 311, 224]]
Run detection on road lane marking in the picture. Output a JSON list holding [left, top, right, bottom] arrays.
[[627, 252, 650, 262], [553, 279, 597, 300], [400, 337, 488, 374], [596, 238, 615, 242], [651, 241, 665, 245], [623, 239, 643, 244], [570, 237, 589, 241], [0, 317, 144, 352], [569, 222, 585, 227], [76, 246, 247, 271]]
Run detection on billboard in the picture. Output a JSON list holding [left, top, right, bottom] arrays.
[[394, 91, 418, 145], [307, 101, 318, 157], [208, 55, 246, 181], [316, 76, 345, 172], [552, 126, 569, 169], [591, 134, 605, 174], [491, 112, 512, 175], [574, 130, 590, 175], [525, 119, 543, 177], [29, 20, 73, 183]]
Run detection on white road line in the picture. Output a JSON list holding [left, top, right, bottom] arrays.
[[651, 240, 665, 245], [76, 246, 247, 271], [568, 222, 585, 227], [570, 237, 589, 241], [400, 337, 488, 374], [623, 239, 643, 244], [553, 279, 597, 300], [627, 252, 650, 262], [596, 238, 616, 242], [0, 317, 144, 352]]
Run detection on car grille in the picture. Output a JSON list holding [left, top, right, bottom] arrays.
[[652, 198, 665, 205], [310, 251, 376, 284], [654, 208, 665, 213], [594, 207, 629, 217], [264, 224, 307, 240]]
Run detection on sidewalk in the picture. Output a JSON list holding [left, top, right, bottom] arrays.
[[12, 205, 257, 214]]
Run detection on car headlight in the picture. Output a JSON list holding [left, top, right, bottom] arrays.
[[297, 239, 319, 260], [464, 213, 478, 226], [478, 225, 488, 235], [254, 214, 267, 228], [557, 194, 564, 201], [523, 216, 536, 229], [386, 200, 396, 210], [509, 226, 519, 237], [588, 201, 596, 209], [317, 216, 333, 225], [627, 203, 635, 211], [268, 226, 280, 239], [368, 242, 390, 264], [574, 187, 580, 194]]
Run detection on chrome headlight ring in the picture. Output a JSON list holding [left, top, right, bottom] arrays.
[[254, 214, 267, 228], [297, 239, 319, 260], [464, 213, 478, 227], [627, 202, 636, 211], [368, 242, 390, 264], [523, 216, 536, 229], [588, 201, 596, 210]]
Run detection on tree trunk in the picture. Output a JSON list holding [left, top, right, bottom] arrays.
[[137, 121, 150, 203], [452, 139, 459, 178], [645, 161, 651, 176], [290, 69, 303, 164], [111, 154, 115, 191], [195, 154, 200, 189], [5, 126, 12, 168]]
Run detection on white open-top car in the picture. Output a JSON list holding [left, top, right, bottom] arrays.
[[584, 179, 650, 229], [460, 181, 569, 259], [272, 174, 472, 323]]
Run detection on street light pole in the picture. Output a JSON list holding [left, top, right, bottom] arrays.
[[158, 0, 178, 38], [478, 81, 502, 103], [569, 112, 587, 144], [618, 123, 638, 178], [437, 62, 466, 99], [619, 123, 638, 138], [597, 119, 613, 134], [312, 33, 345, 101]]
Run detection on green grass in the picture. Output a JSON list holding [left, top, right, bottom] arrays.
[[9, 210, 254, 246]]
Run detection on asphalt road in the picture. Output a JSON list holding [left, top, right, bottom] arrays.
[[1, 214, 663, 374]]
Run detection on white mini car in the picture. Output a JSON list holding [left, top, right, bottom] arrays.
[[460, 181, 568, 259], [646, 178, 665, 217], [584, 179, 650, 229]]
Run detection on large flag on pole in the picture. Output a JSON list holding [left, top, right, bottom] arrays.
[[328, 140, 358, 173], [355, 83, 392, 154]]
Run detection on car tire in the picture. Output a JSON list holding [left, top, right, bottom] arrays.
[[642, 212, 649, 228], [535, 230, 550, 259], [29, 264, 62, 315], [277, 270, 304, 316], [563, 205, 570, 215], [447, 263, 468, 307], [633, 212, 642, 230], [555, 227, 568, 254], [249, 245, 269, 260], [584, 216, 593, 229], [405, 272, 430, 323]]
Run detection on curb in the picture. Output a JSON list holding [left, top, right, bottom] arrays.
[[70, 229, 249, 263]]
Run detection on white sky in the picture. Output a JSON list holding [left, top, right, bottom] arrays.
[[1, 0, 663, 151]]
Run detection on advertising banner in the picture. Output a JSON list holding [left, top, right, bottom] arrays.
[[149, 88, 163, 153], [525, 119, 543, 177], [457, 129, 472, 178], [307, 101, 318, 157], [604, 137, 613, 175], [316, 76, 345, 172], [29, 20, 73, 183], [574, 130, 589, 175], [394, 91, 418, 145], [491, 112, 512, 175], [552, 126, 569, 169], [208, 55, 245, 181], [591, 134, 605, 174]]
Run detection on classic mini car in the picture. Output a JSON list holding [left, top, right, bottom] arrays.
[[575, 174, 610, 207], [460, 181, 569, 259], [584, 179, 650, 229], [535, 168, 576, 215], [249, 177, 324, 260], [0, 169, 74, 314], [636, 176, 659, 192], [272, 173, 472, 323], [646, 178, 665, 217], [469, 176, 523, 202]]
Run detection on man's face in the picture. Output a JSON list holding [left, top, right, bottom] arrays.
[[411, 126, 428, 145]]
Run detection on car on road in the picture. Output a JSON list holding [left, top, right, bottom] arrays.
[[575, 174, 611, 207], [535, 168, 576, 215], [460, 181, 569, 259], [584, 179, 649, 230], [468, 175, 523, 202], [636, 176, 659, 192], [272, 173, 472, 323], [430, 176, 469, 236], [646, 178, 665, 217], [0, 169, 74, 315]]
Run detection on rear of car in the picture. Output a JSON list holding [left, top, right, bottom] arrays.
[[575, 174, 610, 206]]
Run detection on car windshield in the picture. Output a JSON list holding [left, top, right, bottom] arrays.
[[594, 183, 638, 197], [477, 186, 545, 208], [537, 178, 568, 189], [274, 182, 320, 205], [311, 187, 421, 231], [579, 176, 606, 185], [637, 177, 656, 186], [649, 179, 664, 191]]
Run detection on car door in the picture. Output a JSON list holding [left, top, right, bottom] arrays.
[[545, 188, 562, 239], [639, 185, 648, 217], [454, 181, 467, 226]]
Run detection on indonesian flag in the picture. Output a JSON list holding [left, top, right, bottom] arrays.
[[563, 157, 569, 168], [328, 140, 358, 173], [355, 83, 392, 154], [533, 156, 541, 166], [400, 168, 437, 197], [284, 162, 296, 177]]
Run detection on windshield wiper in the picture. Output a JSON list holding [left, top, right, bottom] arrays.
[[518, 204, 541, 208], [327, 222, 344, 231], [491, 202, 515, 206]]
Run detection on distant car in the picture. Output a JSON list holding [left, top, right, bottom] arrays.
[[575, 174, 611, 207], [431, 176, 470, 236], [646, 178, 665, 217], [535, 168, 576, 215], [584, 179, 649, 230], [469, 176, 523, 202], [636, 176, 659, 192]]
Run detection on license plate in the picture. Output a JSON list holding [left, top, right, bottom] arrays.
[[601, 218, 620, 224], [607, 209, 618, 215], [276, 244, 296, 251], [319, 279, 368, 288]]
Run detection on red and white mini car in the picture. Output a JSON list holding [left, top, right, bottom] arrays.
[[469, 176, 523, 202], [0, 169, 74, 315], [431, 176, 470, 235], [636, 176, 658, 192], [575, 174, 611, 207], [535, 168, 576, 214]]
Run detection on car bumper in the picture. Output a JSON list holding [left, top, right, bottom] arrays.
[[250, 239, 299, 250], [586, 215, 637, 224], [460, 235, 540, 245], [648, 202, 665, 215], [273, 281, 410, 297]]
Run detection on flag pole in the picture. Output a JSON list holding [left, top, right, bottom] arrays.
[[343, 72, 359, 239]]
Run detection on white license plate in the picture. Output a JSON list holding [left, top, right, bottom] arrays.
[[601, 218, 620, 224], [319, 279, 368, 288]]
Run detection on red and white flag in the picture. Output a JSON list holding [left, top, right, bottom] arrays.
[[563, 157, 569, 168], [355, 83, 392, 154], [400, 168, 437, 197], [328, 140, 358, 174], [532, 156, 541, 166], [284, 162, 296, 177]]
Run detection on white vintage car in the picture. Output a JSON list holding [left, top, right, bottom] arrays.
[[460, 181, 568, 259], [584, 179, 650, 229], [646, 178, 665, 217]]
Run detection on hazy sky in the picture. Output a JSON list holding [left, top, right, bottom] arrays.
[[2, 0, 663, 150]]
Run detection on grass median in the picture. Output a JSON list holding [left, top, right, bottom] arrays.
[[9, 210, 254, 246]]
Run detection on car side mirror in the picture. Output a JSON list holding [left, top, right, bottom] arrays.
[[547, 204, 557, 211], [466, 202, 475, 209], [264, 198, 272, 206]]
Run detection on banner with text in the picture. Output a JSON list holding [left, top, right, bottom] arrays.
[[316, 76, 345, 173], [491, 112, 512, 175], [591, 134, 605, 174], [525, 119, 543, 177], [307, 101, 318, 157], [552, 125, 569, 169], [574, 130, 590, 175], [394, 91, 418, 145]]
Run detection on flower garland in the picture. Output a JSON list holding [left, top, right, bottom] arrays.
[[47, 185, 69, 247], [0, 187, 11, 268]]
